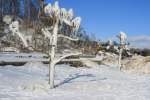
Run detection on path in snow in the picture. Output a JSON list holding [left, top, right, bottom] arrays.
[[0, 62, 150, 100]]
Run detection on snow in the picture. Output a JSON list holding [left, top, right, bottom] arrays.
[[0, 61, 150, 100]]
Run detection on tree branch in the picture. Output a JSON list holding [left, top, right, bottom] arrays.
[[63, 19, 72, 26], [41, 28, 52, 39], [58, 34, 79, 41], [53, 52, 82, 65]]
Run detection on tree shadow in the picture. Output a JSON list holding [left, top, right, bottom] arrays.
[[55, 73, 107, 88]]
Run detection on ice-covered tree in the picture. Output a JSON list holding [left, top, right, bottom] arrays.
[[9, 20, 29, 48], [106, 39, 113, 50], [42, 1, 81, 88], [2, 15, 28, 49], [117, 31, 127, 70]]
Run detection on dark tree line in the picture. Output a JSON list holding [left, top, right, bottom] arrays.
[[130, 48, 150, 56], [0, 0, 19, 21], [0, 0, 45, 22]]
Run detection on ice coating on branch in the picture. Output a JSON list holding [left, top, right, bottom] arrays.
[[60, 8, 67, 19], [3, 15, 12, 24], [61, 8, 73, 20], [41, 28, 52, 38], [9, 21, 28, 47], [44, 1, 60, 17], [41, 28, 53, 45], [117, 31, 127, 44], [52, 1, 60, 17], [106, 39, 113, 50], [53, 1, 59, 10], [68, 8, 73, 19], [44, 3, 52, 17], [60, 8, 72, 25], [9, 21, 19, 34], [72, 17, 81, 32], [44, 1, 81, 29], [108, 39, 113, 46]]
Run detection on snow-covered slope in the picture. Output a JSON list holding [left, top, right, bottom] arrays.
[[0, 62, 150, 100]]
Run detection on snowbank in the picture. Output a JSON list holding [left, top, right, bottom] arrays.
[[101, 53, 118, 66], [122, 56, 150, 74], [81, 60, 99, 68], [21, 61, 47, 73]]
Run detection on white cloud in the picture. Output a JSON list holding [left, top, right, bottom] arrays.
[[128, 35, 150, 42], [128, 35, 150, 49]]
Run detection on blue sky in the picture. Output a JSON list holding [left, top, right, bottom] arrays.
[[45, 0, 150, 48]]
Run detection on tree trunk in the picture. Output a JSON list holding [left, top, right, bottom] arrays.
[[24, 0, 31, 22], [38, 0, 44, 18], [12, 0, 17, 16], [0, 0, 3, 22], [49, 19, 59, 89], [118, 48, 122, 70]]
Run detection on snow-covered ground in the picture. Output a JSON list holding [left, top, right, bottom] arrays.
[[0, 62, 150, 100]]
